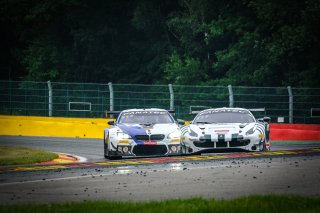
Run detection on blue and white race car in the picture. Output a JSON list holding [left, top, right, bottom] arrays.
[[181, 107, 271, 154], [104, 108, 182, 159]]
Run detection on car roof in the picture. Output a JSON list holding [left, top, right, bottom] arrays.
[[200, 107, 250, 112], [121, 108, 168, 113]]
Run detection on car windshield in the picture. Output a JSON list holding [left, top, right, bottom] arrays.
[[193, 110, 255, 124], [118, 111, 174, 124]]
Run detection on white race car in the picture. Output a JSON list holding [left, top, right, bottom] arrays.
[[104, 108, 182, 159], [181, 107, 271, 154]]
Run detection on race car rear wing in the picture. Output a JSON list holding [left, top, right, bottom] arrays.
[[189, 105, 211, 114], [248, 108, 266, 116], [248, 108, 265, 112], [248, 108, 269, 122]]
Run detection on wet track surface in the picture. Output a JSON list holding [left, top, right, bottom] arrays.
[[1, 136, 319, 162], [0, 136, 320, 204]]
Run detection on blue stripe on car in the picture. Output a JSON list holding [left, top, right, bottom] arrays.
[[117, 124, 147, 144]]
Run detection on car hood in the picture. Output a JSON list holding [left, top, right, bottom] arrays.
[[190, 123, 256, 135], [117, 123, 179, 136]]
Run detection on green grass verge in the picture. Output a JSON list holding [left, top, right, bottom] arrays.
[[0, 146, 58, 165], [0, 195, 319, 213]]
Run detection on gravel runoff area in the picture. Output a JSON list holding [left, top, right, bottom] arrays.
[[0, 153, 319, 204]]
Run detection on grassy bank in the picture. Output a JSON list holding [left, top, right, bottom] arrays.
[[0, 195, 319, 213], [0, 146, 58, 165]]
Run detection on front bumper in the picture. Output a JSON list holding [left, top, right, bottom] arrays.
[[193, 139, 250, 148], [112, 142, 181, 157], [182, 134, 261, 153]]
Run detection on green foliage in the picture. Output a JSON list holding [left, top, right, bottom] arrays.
[[0, 146, 58, 165], [163, 52, 206, 84], [1, 0, 319, 87], [1, 195, 320, 212], [23, 36, 68, 81], [164, 0, 320, 87]]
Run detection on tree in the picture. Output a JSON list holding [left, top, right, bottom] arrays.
[[1, 0, 319, 87], [162, 0, 320, 87]]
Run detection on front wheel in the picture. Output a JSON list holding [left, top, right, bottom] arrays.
[[104, 134, 121, 160], [103, 132, 110, 158], [258, 140, 267, 152], [105, 149, 121, 160]]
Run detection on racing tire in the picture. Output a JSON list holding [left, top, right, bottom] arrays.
[[258, 140, 267, 152], [106, 150, 122, 160], [104, 134, 121, 160], [104, 145, 120, 160], [181, 143, 187, 155], [103, 133, 109, 159], [103, 132, 112, 159]]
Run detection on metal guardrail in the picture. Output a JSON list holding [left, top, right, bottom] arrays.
[[0, 80, 319, 123]]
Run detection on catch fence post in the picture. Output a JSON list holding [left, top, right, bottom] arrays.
[[47, 80, 52, 117], [168, 84, 174, 110], [228, 85, 234, 107], [287, 86, 293, 123], [108, 82, 114, 111]]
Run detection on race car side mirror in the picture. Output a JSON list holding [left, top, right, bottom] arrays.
[[263, 117, 271, 123], [107, 120, 115, 125]]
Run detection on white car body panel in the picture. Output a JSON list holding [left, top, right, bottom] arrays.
[[181, 107, 270, 154], [104, 108, 181, 158]]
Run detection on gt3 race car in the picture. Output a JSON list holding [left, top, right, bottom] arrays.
[[181, 107, 271, 154], [104, 108, 182, 159]]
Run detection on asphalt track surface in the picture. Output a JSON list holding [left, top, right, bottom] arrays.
[[0, 136, 320, 204]]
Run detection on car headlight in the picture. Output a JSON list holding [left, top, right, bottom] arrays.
[[245, 126, 256, 135], [117, 132, 131, 139], [188, 127, 198, 137], [167, 131, 181, 139]]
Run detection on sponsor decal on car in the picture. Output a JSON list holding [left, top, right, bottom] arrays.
[[122, 111, 167, 115], [214, 130, 230, 133], [143, 141, 157, 145]]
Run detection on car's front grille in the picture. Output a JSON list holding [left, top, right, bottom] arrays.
[[193, 141, 215, 148], [135, 135, 149, 140], [193, 141, 228, 148], [135, 134, 165, 141], [229, 139, 250, 147], [193, 139, 250, 148], [216, 142, 228, 148], [150, 134, 165, 140], [132, 145, 167, 156]]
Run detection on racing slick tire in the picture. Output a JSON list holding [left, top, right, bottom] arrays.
[[103, 134, 109, 159], [258, 140, 267, 152], [104, 133, 121, 160]]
